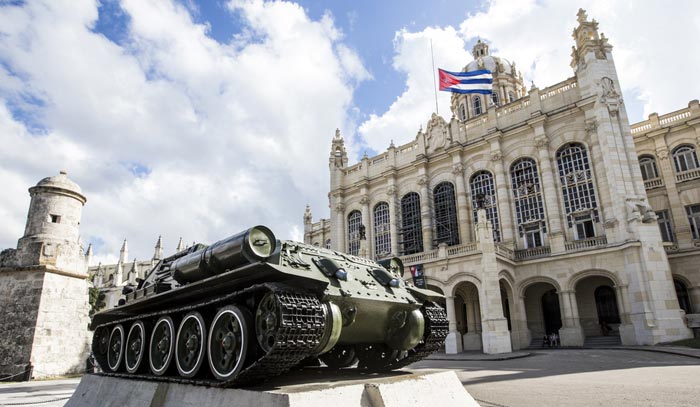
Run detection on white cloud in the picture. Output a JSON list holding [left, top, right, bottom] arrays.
[[0, 0, 368, 261], [357, 0, 700, 149]]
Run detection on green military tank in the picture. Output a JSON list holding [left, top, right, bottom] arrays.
[[91, 226, 447, 386]]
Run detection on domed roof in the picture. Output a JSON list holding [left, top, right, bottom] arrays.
[[35, 171, 83, 195], [464, 55, 512, 74]]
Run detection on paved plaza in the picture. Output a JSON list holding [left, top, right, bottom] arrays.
[[1, 349, 699, 406]]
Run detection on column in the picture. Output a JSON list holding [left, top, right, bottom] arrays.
[[360, 194, 372, 258], [452, 162, 473, 243], [491, 144, 514, 245], [533, 125, 565, 253], [519, 295, 532, 348], [558, 290, 584, 346], [334, 202, 345, 252], [463, 297, 481, 350], [445, 296, 463, 354], [418, 175, 434, 250], [387, 186, 399, 256]]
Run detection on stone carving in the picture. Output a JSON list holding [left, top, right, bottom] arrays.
[[425, 113, 450, 152], [387, 185, 398, 196], [626, 197, 656, 223], [477, 57, 485, 70], [585, 119, 598, 135], [599, 77, 623, 116], [656, 148, 669, 161], [334, 202, 345, 212], [452, 163, 464, 175], [417, 176, 429, 186], [491, 151, 502, 162], [359, 195, 370, 205], [535, 136, 548, 148]]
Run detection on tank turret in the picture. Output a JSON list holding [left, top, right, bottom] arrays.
[[90, 226, 447, 386]]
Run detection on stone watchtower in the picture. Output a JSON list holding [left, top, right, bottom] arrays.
[[0, 171, 91, 380]]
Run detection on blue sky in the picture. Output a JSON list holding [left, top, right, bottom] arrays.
[[1, 0, 698, 263]]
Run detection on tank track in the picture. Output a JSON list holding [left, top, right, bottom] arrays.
[[92, 283, 326, 387]]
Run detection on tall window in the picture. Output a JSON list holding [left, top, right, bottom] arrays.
[[491, 91, 500, 106], [511, 158, 546, 247], [459, 103, 467, 121], [556, 143, 599, 239], [685, 204, 700, 239], [508, 91, 515, 103], [347, 210, 362, 255], [470, 171, 501, 241], [433, 182, 460, 246], [656, 210, 675, 242], [400, 193, 424, 255], [672, 145, 699, 172], [639, 155, 659, 180], [373, 202, 391, 257], [472, 96, 482, 116]]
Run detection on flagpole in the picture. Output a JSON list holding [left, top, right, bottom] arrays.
[[430, 39, 439, 115]]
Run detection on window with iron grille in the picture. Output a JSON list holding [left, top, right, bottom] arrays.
[[556, 143, 599, 228], [433, 182, 460, 246], [472, 96, 482, 116], [639, 155, 659, 181], [470, 171, 501, 241], [685, 204, 700, 240], [491, 91, 500, 106], [325, 239, 331, 249], [347, 210, 362, 255], [374, 202, 391, 257], [672, 145, 699, 173], [510, 158, 546, 246], [655, 210, 675, 242], [400, 192, 424, 255]]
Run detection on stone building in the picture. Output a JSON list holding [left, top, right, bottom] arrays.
[[0, 171, 91, 379], [304, 10, 699, 353]]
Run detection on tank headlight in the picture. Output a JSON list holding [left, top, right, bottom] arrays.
[[247, 226, 275, 259]]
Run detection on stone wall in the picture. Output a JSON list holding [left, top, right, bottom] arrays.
[[0, 268, 90, 379], [0, 269, 43, 379]]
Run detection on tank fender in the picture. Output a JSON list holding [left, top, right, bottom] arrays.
[[385, 309, 424, 350]]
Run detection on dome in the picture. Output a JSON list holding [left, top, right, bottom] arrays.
[[464, 55, 513, 75], [34, 171, 84, 196]]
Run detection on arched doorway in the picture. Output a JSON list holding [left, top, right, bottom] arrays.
[[454, 281, 482, 351], [574, 275, 621, 339], [542, 289, 562, 335], [674, 278, 693, 314], [523, 282, 561, 344]]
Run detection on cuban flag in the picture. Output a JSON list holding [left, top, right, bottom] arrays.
[[438, 68, 492, 94]]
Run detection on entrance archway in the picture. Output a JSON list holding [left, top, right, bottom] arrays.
[[574, 275, 621, 338], [523, 282, 561, 343], [454, 281, 482, 351]]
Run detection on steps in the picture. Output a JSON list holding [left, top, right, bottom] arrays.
[[584, 335, 621, 347]]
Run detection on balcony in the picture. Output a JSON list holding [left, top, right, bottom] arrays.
[[446, 242, 478, 256], [564, 235, 608, 252], [515, 246, 551, 260], [643, 177, 664, 190], [400, 249, 439, 265], [676, 168, 700, 183]]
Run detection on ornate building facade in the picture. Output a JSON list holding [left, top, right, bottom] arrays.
[[304, 10, 699, 353]]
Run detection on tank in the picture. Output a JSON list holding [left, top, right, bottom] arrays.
[[90, 226, 447, 386]]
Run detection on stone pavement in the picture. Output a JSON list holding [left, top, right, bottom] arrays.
[[427, 350, 532, 361], [0, 377, 79, 407]]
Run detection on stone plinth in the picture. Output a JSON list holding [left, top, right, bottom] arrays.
[[67, 370, 478, 407]]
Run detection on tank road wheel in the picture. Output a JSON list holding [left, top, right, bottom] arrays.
[[107, 324, 125, 372], [125, 321, 148, 374], [175, 312, 207, 378], [255, 292, 281, 352], [356, 344, 400, 372], [319, 345, 358, 368], [92, 327, 110, 370], [149, 316, 175, 376], [208, 305, 251, 381]]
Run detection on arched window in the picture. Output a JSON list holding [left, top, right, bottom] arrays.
[[470, 171, 500, 241], [313, 242, 319, 247], [511, 158, 546, 248], [433, 182, 460, 246], [508, 91, 515, 103], [325, 239, 331, 249], [459, 103, 467, 121], [373, 202, 391, 257], [639, 155, 659, 180], [672, 145, 699, 173], [347, 210, 362, 255], [472, 96, 482, 116], [556, 143, 599, 240], [491, 91, 500, 106], [400, 193, 424, 255], [594, 286, 620, 324], [674, 279, 693, 314]]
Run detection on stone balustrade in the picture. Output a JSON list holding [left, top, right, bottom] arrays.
[[515, 246, 551, 260], [446, 242, 478, 256], [644, 177, 664, 189], [631, 100, 699, 136], [676, 168, 700, 183], [564, 235, 608, 251]]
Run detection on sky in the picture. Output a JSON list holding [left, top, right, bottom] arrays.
[[1, 0, 698, 264]]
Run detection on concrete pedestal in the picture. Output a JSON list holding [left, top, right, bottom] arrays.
[[66, 370, 478, 407]]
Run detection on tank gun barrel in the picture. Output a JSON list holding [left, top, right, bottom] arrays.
[[171, 226, 276, 284]]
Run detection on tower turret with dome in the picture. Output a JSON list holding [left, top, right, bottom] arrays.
[[450, 40, 527, 121]]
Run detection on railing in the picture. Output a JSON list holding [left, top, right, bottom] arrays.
[[400, 249, 439, 265], [630, 123, 652, 134], [564, 235, 608, 251], [643, 177, 664, 189], [515, 246, 551, 260], [446, 242, 478, 256], [659, 110, 691, 126], [495, 243, 514, 259], [676, 168, 700, 183], [539, 79, 578, 100]]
